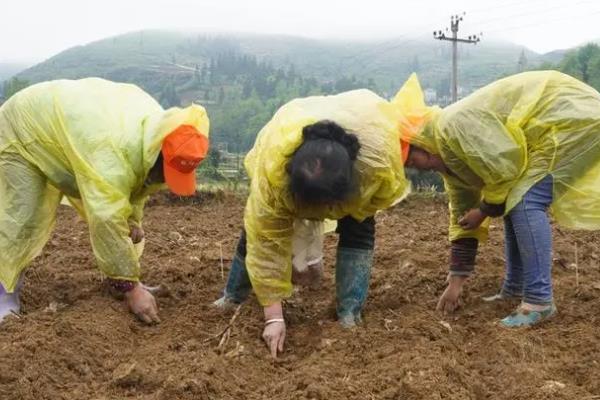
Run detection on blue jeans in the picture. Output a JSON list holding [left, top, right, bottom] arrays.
[[501, 175, 553, 305], [223, 231, 252, 303]]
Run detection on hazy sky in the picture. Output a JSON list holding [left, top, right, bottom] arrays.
[[2, 0, 600, 63]]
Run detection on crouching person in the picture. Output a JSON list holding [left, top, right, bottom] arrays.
[[0, 78, 209, 323], [402, 70, 600, 327], [215, 87, 413, 358]]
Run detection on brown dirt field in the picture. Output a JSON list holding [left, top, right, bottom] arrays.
[[1, 193, 600, 400]]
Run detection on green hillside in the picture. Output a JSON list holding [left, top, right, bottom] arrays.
[[17, 30, 547, 93], [10, 30, 556, 151]]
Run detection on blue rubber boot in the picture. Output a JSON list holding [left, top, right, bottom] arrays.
[[213, 254, 252, 309], [500, 304, 557, 328], [0, 274, 23, 322], [336, 247, 374, 328]]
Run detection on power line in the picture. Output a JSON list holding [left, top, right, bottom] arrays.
[[466, 0, 560, 16], [340, 1, 573, 71], [485, 8, 600, 35], [321, 2, 600, 89], [340, 15, 451, 63], [468, 0, 597, 30]]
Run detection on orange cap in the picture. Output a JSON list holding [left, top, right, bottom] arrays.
[[399, 115, 425, 164], [400, 139, 411, 163], [161, 124, 209, 196]]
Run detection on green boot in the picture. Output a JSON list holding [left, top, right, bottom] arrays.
[[335, 247, 374, 328]]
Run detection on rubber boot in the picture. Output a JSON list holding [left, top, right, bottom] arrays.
[[335, 247, 374, 328], [0, 274, 23, 322], [213, 254, 252, 309]]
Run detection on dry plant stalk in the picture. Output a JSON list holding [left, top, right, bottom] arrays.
[[575, 243, 579, 287], [218, 242, 224, 280], [217, 305, 242, 353], [203, 305, 243, 354]]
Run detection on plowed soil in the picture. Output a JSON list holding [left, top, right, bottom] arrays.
[[1, 193, 599, 400]]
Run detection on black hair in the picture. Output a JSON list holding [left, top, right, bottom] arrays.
[[288, 120, 360, 205], [146, 152, 165, 184]]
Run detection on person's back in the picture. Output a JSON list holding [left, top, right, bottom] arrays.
[[245, 88, 409, 222], [438, 70, 600, 149], [422, 70, 600, 227], [0, 78, 163, 198]]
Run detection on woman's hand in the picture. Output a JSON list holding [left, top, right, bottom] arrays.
[[436, 275, 468, 314], [458, 209, 486, 230], [125, 283, 160, 323], [129, 224, 145, 244], [262, 302, 285, 358]]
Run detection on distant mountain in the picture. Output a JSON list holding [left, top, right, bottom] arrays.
[[0, 63, 29, 83], [539, 49, 569, 64], [17, 30, 547, 95], [12, 30, 572, 151]]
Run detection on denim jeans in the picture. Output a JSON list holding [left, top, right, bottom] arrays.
[[501, 175, 554, 305], [223, 230, 252, 303]]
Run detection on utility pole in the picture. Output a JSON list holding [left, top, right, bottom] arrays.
[[434, 13, 482, 102]]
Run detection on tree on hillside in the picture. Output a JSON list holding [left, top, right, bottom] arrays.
[[536, 61, 556, 71], [201, 63, 208, 83], [2, 77, 30, 101], [217, 87, 225, 104], [242, 80, 253, 99], [518, 50, 528, 72], [560, 43, 600, 88], [435, 77, 450, 100], [207, 147, 221, 168], [209, 58, 217, 84], [194, 64, 200, 82], [159, 80, 180, 108], [287, 64, 297, 83], [197, 147, 223, 180]]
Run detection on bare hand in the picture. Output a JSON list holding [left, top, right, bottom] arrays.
[[436, 275, 468, 314], [263, 302, 285, 358], [129, 225, 145, 244], [458, 209, 486, 230], [262, 321, 286, 359], [125, 283, 160, 323]]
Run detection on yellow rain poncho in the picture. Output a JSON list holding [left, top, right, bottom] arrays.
[[244, 89, 411, 305], [404, 70, 600, 242], [0, 78, 209, 292]]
